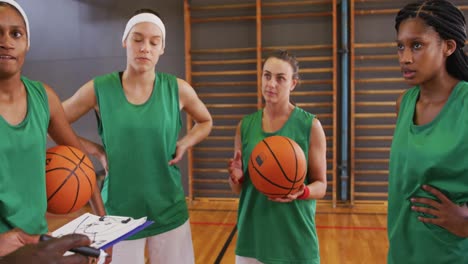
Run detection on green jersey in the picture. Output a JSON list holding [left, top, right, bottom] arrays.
[[95, 72, 188, 239], [388, 81, 468, 263], [236, 107, 320, 264], [0, 77, 49, 234]]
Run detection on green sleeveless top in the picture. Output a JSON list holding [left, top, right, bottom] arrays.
[[94, 72, 188, 239], [388, 81, 468, 263], [0, 77, 50, 235], [236, 107, 320, 264]]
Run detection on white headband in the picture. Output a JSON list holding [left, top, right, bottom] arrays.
[[0, 0, 30, 48], [122, 13, 165, 48]]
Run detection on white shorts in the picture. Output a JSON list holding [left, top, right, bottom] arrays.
[[111, 220, 194, 264], [236, 255, 264, 264]]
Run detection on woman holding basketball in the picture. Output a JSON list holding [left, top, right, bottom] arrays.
[[62, 8, 212, 264], [388, 1, 468, 263], [0, 0, 106, 253], [228, 50, 327, 264]]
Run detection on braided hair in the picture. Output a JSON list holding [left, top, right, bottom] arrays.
[[395, 0, 468, 81]]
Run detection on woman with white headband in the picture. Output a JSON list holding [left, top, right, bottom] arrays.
[[63, 8, 212, 264], [0, 0, 107, 259]]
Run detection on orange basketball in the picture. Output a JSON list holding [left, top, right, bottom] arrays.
[[248, 135, 307, 198], [45, 145, 96, 214]]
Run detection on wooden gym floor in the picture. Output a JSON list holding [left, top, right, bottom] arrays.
[[47, 200, 388, 264]]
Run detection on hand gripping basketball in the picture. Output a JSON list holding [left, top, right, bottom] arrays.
[[248, 136, 307, 198], [45, 146, 97, 214]]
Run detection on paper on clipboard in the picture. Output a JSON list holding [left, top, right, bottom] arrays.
[[52, 212, 153, 249]]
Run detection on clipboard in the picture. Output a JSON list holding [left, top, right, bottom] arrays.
[[51, 213, 154, 249]]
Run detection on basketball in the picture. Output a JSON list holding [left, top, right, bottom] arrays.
[[248, 135, 307, 198], [45, 145, 96, 214]]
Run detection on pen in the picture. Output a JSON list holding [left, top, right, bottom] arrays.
[[39, 234, 105, 258]]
